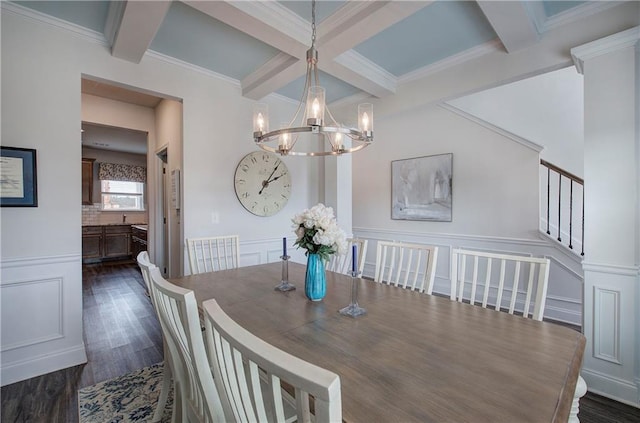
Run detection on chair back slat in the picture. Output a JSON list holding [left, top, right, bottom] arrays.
[[451, 248, 551, 321], [326, 238, 368, 275], [203, 299, 342, 423], [186, 235, 240, 275], [374, 241, 439, 295], [148, 267, 226, 422], [508, 261, 521, 315], [482, 258, 492, 308]]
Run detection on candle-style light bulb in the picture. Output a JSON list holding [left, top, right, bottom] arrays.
[[257, 113, 264, 132], [362, 112, 369, 131], [281, 132, 290, 148], [335, 132, 343, 148], [312, 98, 320, 118]]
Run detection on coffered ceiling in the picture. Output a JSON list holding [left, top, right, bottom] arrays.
[[13, 0, 620, 105]]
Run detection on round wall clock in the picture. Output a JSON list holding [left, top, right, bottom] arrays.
[[234, 151, 291, 217]]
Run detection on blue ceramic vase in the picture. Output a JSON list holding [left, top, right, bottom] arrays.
[[305, 254, 326, 301]]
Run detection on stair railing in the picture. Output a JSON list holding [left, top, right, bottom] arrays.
[[540, 160, 584, 256]]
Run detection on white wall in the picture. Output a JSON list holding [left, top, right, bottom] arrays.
[[0, 6, 318, 384], [353, 105, 540, 239], [154, 99, 183, 277], [350, 102, 584, 326], [447, 66, 585, 178], [577, 29, 639, 406]]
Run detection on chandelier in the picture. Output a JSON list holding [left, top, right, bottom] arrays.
[[253, 0, 373, 156]]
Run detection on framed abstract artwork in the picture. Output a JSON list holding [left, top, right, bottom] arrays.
[[1, 146, 38, 207], [391, 153, 452, 221]]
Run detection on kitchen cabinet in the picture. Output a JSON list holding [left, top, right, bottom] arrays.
[[82, 225, 132, 263], [130, 225, 148, 259], [82, 226, 102, 259], [82, 158, 95, 205], [104, 225, 131, 258]]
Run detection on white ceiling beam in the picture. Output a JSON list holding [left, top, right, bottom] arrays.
[[326, 51, 397, 98], [184, 0, 308, 59], [318, 1, 432, 59], [110, 0, 171, 63], [241, 53, 302, 99], [241, 1, 432, 100], [476, 0, 539, 53]]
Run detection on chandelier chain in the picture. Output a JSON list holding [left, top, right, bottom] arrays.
[[311, 0, 316, 48]]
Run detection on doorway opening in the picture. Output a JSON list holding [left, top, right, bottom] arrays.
[[80, 76, 184, 277]]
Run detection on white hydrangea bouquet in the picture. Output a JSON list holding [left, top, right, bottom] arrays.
[[292, 203, 348, 262]]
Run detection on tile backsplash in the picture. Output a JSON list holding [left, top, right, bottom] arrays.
[[82, 204, 148, 225]]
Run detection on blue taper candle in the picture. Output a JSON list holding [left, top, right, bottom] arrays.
[[283, 237, 287, 256], [352, 244, 357, 273]]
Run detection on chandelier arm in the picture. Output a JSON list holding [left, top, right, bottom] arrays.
[[252, 0, 374, 157]]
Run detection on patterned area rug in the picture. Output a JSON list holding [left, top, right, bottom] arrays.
[[78, 363, 173, 423]]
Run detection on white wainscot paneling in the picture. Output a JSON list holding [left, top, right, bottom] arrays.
[[592, 286, 621, 364], [1, 277, 63, 351], [238, 237, 307, 268], [0, 254, 87, 386], [354, 228, 584, 326]]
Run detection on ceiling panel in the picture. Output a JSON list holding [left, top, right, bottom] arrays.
[[278, 0, 347, 23], [277, 70, 362, 104], [150, 1, 281, 80], [353, 1, 497, 77], [543, 1, 587, 17], [14, 0, 110, 33], [82, 122, 148, 155]]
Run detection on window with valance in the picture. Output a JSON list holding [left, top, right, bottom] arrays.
[[98, 162, 146, 183], [98, 162, 146, 211]]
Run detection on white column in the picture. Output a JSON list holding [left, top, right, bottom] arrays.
[[571, 27, 640, 407], [324, 154, 353, 237]]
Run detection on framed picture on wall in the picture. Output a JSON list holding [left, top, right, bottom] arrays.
[[1, 146, 38, 207], [391, 153, 452, 221]]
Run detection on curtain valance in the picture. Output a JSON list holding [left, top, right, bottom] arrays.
[[98, 162, 146, 183]]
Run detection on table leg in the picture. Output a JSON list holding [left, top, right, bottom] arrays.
[[569, 375, 587, 423]]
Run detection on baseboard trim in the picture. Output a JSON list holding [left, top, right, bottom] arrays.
[[1, 343, 87, 387], [582, 368, 640, 409]]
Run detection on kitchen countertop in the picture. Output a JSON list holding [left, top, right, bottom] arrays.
[[131, 224, 148, 231], [82, 223, 147, 227]]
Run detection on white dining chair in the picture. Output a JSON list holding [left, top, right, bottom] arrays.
[[202, 298, 342, 423], [450, 248, 586, 422], [450, 248, 550, 321], [149, 267, 227, 423], [136, 252, 174, 423], [326, 238, 368, 275], [374, 240, 439, 295], [186, 235, 240, 275]]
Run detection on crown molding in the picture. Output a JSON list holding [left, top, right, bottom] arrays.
[[571, 26, 640, 74], [440, 103, 545, 153], [333, 50, 397, 94], [399, 39, 503, 85], [1, 1, 107, 45], [328, 92, 374, 110], [145, 50, 241, 88], [536, 1, 624, 34]]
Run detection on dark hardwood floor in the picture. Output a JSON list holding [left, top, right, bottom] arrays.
[[2, 262, 639, 422], [1, 261, 163, 423]]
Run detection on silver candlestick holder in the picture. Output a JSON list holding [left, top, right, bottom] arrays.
[[339, 270, 366, 317], [274, 255, 296, 292]]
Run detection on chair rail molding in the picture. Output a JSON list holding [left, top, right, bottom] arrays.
[[353, 227, 584, 326]]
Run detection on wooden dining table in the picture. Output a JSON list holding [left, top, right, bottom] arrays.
[[171, 261, 585, 423]]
